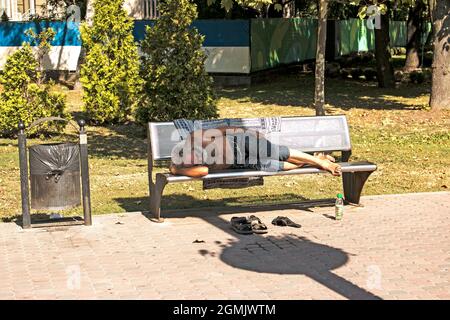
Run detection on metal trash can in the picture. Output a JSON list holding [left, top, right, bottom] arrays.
[[29, 143, 81, 211]]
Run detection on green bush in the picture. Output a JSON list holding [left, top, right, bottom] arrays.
[[1, 11, 9, 22], [25, 27, 56, 84], [340, 69, 350, 79], [363, 68, 377, 81], [325, 62, 340, 78], [350, 68, 363, 80], [0, 43, 67, 137], [422, 69, 432, 82], [80, 0, 142, 124], [410, 70, 425, 84], [395, 70, 405, 82], [361, 52, 375, 64], [136, 0, 218, 123]]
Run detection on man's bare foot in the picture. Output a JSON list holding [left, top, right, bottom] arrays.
[[315, 152, 336, 163], [322, 160, 342, 176]]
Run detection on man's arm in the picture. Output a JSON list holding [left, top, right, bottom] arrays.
[[216, 126, 263, 137], [169, 164, 209, 178]]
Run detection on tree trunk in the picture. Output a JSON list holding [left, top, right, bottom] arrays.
[[429, 0, 450, 110], [314, 0, 327, 116], [267, 1, 284, 18], [283, 0, 295, 18], [85, 0, 94, 25], [74, 0, 94, 90], [404, 1, 424, 71], [374, 11, 395, 88]]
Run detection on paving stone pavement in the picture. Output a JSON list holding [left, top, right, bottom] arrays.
[[1, 192, 449, 300]]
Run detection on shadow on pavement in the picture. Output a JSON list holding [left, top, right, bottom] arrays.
[[200, 216, 382, 300], [136, 198, 382, 300], [115, 194, 336, 216]]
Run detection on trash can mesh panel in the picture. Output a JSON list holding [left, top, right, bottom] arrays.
[[29, 143, 81, 210]]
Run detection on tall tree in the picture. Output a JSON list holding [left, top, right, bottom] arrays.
[[80, 0, 142, 124], [429, 0, 450, 110], [374, 4, 395, 88], [404, 0, 425, 71], [85, 0, 94, 24], [136, 0, 217, 123], [74, 0, 93, 89], [314, 0, 328, 116]]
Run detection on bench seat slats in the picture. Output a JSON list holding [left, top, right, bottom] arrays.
[[162, 161, 377, 183]]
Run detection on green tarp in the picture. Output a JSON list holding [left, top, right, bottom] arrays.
[[249, 18, 431, 73], [336, 19, 407, 56], [337, 19, 374, 55], [251, 18, 317, 72]]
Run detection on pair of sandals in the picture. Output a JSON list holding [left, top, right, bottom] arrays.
[[231, 215, 301, 235], [231, 216, 268, 235]]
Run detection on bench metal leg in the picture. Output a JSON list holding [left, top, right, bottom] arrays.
[[150, 174, 167, 223], [343, 171, 373, 205]]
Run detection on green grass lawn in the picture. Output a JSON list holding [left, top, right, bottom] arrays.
[[1, 73, 449, 221]]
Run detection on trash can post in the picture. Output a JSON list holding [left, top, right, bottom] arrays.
[[78, 120, 92, 226], [18, 121, 31, 229]]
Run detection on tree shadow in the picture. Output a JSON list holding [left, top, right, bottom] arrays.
[[201, 229, 381, 300], [219, 73, 429, 111], [114, 193, 338, 214], [86, 123, 147, 160], [68, 112, 147, 160]]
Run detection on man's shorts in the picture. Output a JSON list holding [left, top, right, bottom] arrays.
[[229, 134, 290, 172]]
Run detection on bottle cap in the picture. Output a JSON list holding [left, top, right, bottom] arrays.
[[337, 194, 343, 199]]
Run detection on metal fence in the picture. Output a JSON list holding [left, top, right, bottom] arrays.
[[143, 0, 159, 19], [1, 0, 20, 20], [1, 0, 160, 21], [1, 0, 38, 21]]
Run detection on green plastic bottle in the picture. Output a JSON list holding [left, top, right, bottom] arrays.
[[335, 193, 344, 220]]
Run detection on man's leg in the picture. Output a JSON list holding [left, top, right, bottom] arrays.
[[277, 160, 335, 172], [258, 138, 341, 175], [314, 152, 336, 162], [287, 149, 342, 176], [280, 161, 303, 171], [286, 154, 334, 166]]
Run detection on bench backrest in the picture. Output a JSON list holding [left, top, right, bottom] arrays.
[[148, 115, 351, 162]]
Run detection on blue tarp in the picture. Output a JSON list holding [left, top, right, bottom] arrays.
[[0, 20, 250, 48], [0, 21, 81, 46], [133, 19, 250, 47]]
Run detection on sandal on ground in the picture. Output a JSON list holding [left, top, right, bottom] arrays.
[[231, 217, 253, 235], [271, 216, 301, 228], [248, 215, 268, 234]]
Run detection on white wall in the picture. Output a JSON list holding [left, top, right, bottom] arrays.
[[0, 46, 81, 71]]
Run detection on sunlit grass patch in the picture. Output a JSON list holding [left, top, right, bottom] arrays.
[[0, 74, 449, 222]]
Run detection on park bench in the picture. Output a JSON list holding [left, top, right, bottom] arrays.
[[147, 115, 377, 222]]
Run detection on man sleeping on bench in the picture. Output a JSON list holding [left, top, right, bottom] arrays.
[[169, 126, 342, 178]]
